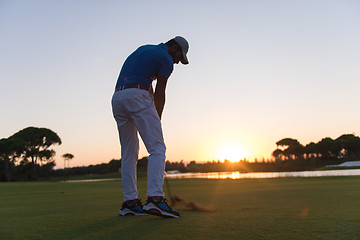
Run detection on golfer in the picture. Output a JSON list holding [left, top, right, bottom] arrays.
[[112, 36, 189, 218]]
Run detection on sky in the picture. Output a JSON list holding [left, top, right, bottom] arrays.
[[1, 0, 360, 168]]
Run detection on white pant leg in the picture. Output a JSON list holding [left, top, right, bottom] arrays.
[[119, 120, 139, 201], [112, 89, 166, 200], [132, 104, 166, 198], [112, 91, 140, 201]]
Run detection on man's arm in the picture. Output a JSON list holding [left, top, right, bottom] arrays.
[[154, 74, 168, 120]]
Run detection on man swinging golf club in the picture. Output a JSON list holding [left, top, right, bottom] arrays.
[[112, 36, 189, 218]]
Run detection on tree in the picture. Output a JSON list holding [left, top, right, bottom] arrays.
[[62, 153, 74, 169], [304, 142, 318, 159], [316, 137, 340, 159], [275, 138, 304, 160], [0, 138, 26, 181], [10, 127, 62, 180], [335, 134, 360, 160], [137, 156, 148, 171], [166, 160, 186, 172], [272, 149, 284, 161]]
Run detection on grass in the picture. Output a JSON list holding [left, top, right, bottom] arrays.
[[48, 172, 122, 181], [1, 176, 360, 240]]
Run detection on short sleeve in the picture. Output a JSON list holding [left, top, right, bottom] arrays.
[[158, 56, 173, 79]]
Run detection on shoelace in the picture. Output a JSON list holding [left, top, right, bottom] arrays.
[[137, 199, 144, 208], [149, 197, 176, 211], [125, 199, 144, 208], [147, 197, 165, 203]]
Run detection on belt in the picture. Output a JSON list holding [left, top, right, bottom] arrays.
[[115, 84, 149, 92]]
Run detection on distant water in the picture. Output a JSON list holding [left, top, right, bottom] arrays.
[[64, 169, 360, 182], [166, 169, 360, 179]]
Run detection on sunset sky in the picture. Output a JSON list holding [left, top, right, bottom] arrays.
[[1, 0, 359, 168]]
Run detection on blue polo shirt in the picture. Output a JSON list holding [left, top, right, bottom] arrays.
[[115, 43, 173, 89]]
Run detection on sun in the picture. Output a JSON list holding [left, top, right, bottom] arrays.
[[217, 143, 249, 162]]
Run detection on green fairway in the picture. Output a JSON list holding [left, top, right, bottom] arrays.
[[1, 177, 359, 240]]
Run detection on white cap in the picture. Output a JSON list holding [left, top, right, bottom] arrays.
[[173, 36, 189, 64]]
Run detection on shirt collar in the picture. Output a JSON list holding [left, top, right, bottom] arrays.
[[158, 43, 168, 51]]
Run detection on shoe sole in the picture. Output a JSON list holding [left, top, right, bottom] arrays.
[[119, 209, 148, 216], [143, 203, 179, 218]]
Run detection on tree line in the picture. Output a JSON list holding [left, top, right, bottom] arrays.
[[272, 134, 360, 161], [2, 129, 360, 181], [0, 127, 63, 181], [53, 134, 360, 177], [165, 134, 360, 173]]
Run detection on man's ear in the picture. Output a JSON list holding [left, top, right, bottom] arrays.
[[168, 45, 175, 53], [174, 44, 181, 52], [169, 44, 179, 53]]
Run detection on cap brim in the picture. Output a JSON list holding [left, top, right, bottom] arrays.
[[181, 50, 189, 65]]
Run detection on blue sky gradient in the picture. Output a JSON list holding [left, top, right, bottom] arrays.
[[1, 0, 359, 167]]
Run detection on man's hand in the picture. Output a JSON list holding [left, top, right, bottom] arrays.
[[154, 74, 168, 120]]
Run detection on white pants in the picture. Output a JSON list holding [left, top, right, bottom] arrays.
[[111, 88, 166, 201]]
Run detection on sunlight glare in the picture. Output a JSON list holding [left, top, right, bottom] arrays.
[[217, 143, 249, 162]]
